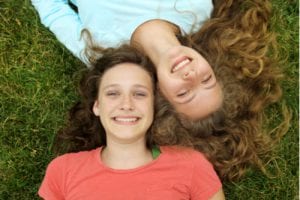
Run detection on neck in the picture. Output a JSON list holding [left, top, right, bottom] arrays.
[[131, 19, 181, 67], [101, 140, 153, 170]]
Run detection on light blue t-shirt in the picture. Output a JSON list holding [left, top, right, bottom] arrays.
[[32, 0, 213, 63]]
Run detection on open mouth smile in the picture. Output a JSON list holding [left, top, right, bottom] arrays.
[[171, 57, 191, 73], [113, 117, 140, 125]]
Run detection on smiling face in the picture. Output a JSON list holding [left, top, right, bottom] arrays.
[[93, 63, 154, 144], [156, 46, 223, 120]]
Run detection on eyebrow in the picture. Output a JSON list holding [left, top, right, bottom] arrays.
[[103, 84, 151, 91], [102, 84, 118, 90]]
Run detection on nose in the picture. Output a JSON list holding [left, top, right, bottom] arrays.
[[182, 69, 197, 81], [120, 95, 134, 111]]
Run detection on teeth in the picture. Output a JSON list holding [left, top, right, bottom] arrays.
[[173, 58, 190, 72], [114, 117, 138, 122]]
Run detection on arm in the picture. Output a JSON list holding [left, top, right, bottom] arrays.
[[31, 0, 86, 62], [190, 151, 225, 200], [38, 156, 66, 199], [209, 188, 225, 200]]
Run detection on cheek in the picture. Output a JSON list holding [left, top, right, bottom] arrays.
[[98, 100, 117, 116], [148, 101, 155, 117], [140, 99, 154, 119], [145, 105, 154, 125], [158, 79, 182, 101]]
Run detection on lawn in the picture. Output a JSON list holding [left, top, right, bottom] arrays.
[[0, 0, 298, 199]]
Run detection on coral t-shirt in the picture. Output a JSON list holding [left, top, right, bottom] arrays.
[[39, 146, 222, 200]]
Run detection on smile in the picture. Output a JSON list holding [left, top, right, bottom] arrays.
[[171, 57, 191, 73], [113, 117, 140, 125]]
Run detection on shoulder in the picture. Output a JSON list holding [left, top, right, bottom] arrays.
[[160, 146, 218, 178], [160, 146, 222, 199], [39, 148, 101, 198], [160, 145, 210, 165], [47, 148, 100, 171]]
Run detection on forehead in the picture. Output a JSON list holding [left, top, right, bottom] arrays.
[[101, 63, 153, 86]]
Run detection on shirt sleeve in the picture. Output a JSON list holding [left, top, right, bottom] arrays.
[[38, 156, 66, 200], [190, 152, 222, 200], [31, 0, 86, 63]]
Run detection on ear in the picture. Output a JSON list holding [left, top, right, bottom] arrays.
[[92, 100, 100, 116]]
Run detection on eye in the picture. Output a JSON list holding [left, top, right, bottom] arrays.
[[106, 91, 120, 96], [177, 90, 189, 97], [201, 74, 212, 84], [134, 91, 147, 97]]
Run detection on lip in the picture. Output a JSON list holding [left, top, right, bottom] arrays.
[[112, 116, 140, 125], [171, 56, 191, 73]]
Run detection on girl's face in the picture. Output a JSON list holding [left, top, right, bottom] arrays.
[[156, 46, 223, 120], [93, 63, 154, 144]]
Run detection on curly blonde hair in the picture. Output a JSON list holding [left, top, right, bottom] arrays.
[[152, 0, 291, 181]]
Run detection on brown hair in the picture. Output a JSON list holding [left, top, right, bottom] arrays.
[[54, 0, 290, 182], [152, 0, 291, 181], [53, 44, 156, 154]]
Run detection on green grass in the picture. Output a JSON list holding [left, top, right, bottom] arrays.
[[0, 0, 298, 199]]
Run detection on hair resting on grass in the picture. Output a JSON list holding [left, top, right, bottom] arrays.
[[53, 0, 291, 182], [151, 0, 291, 181]]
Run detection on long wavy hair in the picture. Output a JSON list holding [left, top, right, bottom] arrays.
[[53, 45, 156, 154], [54, 0, 291, 182], [151, 0, 291, 181]]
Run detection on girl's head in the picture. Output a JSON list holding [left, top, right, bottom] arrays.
[[131, 19, 223, 121], [155, 45, 223, 120], [92, 61, 155, 145], [54, 45, 156, 153]]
